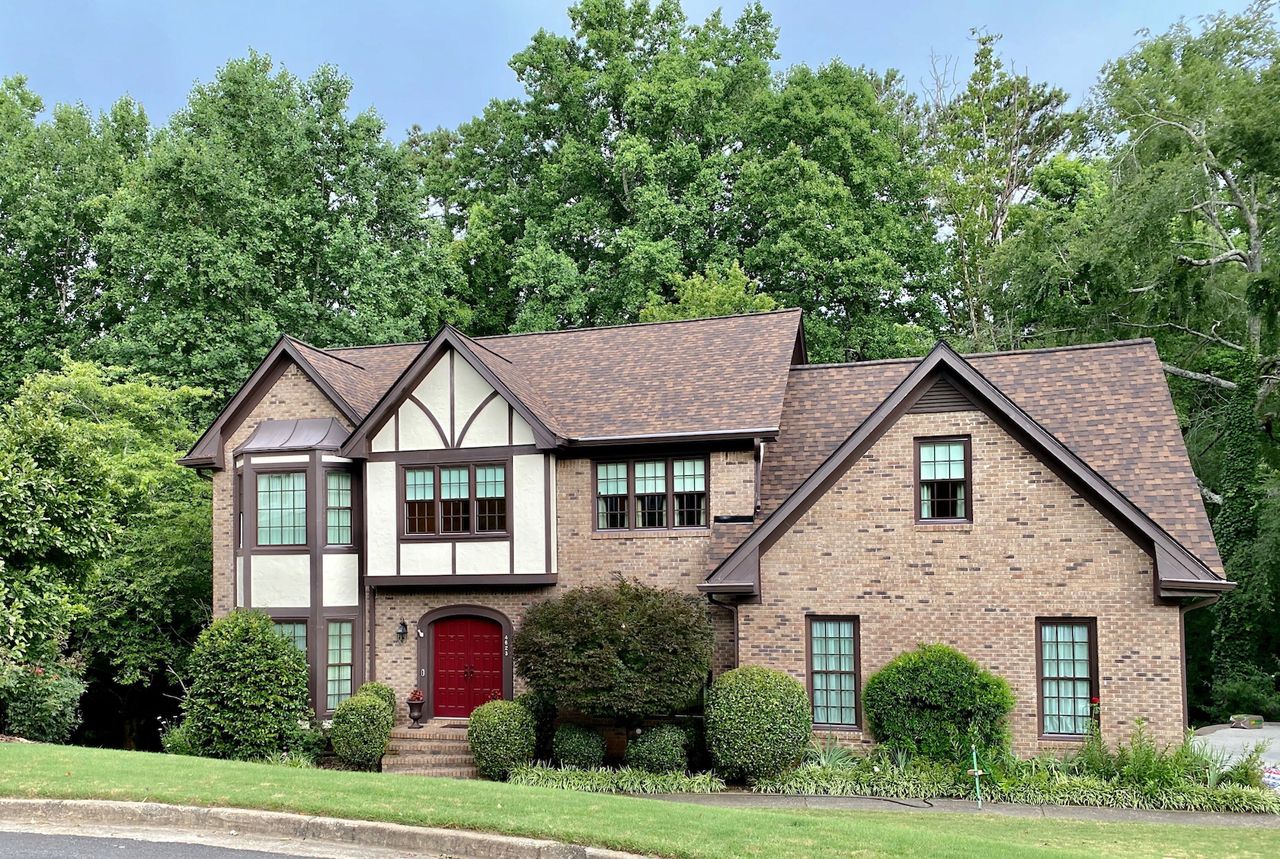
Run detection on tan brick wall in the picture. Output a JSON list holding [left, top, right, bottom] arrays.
[[740, 409, 1185, 755], [211, 364, 351, 617]]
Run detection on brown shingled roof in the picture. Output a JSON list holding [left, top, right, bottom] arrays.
[[760, 339, 1221, 573]]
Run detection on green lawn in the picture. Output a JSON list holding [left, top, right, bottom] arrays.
[[0, 744, 1277, 859]]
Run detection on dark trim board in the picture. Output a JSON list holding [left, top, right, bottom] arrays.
[[367, 573, 557, 588]]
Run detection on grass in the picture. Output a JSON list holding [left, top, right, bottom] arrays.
[[1, 744, 1279, 859]]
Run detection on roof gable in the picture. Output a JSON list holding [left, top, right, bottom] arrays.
[[339, 325, 559, 456], [179, 337, 361, 469], [704, 341, 1231, 599]]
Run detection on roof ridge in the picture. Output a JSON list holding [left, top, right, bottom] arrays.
[[453, 328, 514, 365], [324, 340, 431, 353], [788, 338, 1156, 372], [472, 308, 803, 341]]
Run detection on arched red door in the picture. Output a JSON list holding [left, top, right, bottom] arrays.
[[432, 616, 505, 717]]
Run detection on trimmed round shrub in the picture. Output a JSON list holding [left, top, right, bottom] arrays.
[[863, 643, 1015, 761], [514, 580, 713, 722], [180, 610, 312, 761], [553, 723, 606, 768], [706, 666, 811, 782], [625, 724, 688, 773], [0, 663, 86, 743], [356, 682, 398, 716], [331, 693, 394, 770], [468, 700, 536, 780]]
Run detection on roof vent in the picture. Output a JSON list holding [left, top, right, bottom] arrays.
[[909, 377, 975, 413]]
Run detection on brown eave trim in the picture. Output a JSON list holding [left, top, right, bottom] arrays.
[[366, 574, 557, 589], [564, 428, 779, 447]]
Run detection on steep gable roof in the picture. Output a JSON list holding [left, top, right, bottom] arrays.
[[705, 340, 1230, 599]]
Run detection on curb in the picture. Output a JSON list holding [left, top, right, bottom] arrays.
[[0, 799, 647, 858]]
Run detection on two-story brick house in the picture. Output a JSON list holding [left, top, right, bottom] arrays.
[[180, 309, 1231, 755]]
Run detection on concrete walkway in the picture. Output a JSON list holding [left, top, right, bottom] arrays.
[[1194, 722, 1280, 766], [646, 792, 1280, 828]]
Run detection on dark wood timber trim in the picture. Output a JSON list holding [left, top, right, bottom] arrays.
[[913, 435, 973, 525], [805, 614, 862, 731], [416, 604, 515, 717], [702, 340, 1231, 596], [368, 573, 556, 588], [405, 393, 449, 449], [1035, 616, 1100, 742], [456, 390, 501, 448], [339, 324, 559, 457], [366, 445, 537, 463]]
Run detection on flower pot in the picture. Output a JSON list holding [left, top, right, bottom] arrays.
[[407, 698, 425, 729]]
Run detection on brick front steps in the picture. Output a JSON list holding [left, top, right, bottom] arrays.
[[382, 720, 477, 778]]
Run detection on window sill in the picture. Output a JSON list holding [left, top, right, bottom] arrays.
[[1037, 733, 1088, 744], [401, 533, 511, 542], [812, 723, 863, 734], [914, 522, 973, 533], [591, 528, 712, 540]]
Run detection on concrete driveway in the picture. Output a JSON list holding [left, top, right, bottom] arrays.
[[1194, 723, 1280, 766]]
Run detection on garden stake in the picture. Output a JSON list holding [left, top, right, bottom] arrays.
[[967, 744, 986, 810]]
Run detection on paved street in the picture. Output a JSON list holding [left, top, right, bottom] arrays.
[[0, 832, 305, 858], [1194, 723, 1280, 766]]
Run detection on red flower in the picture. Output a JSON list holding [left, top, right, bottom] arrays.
[[1090, 696, 1101, 705], [407, 688, 425, 703], [32, 666, 44, 676]]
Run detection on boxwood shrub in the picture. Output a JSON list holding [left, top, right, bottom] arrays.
[[179, 611, 312, 760], [863, 643, 1014, 761], [468, 699, 536, 780], [515, 689, 557, 759], [625, 724, 687, 773], [553, 723, 606, 769], [355, 682, 398, 716], [706, 666, 811, 782], [330, 693, 394, 770]]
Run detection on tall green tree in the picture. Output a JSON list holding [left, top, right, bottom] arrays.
[[94, 54, 466, 404], [0, 77, 147, 397], [926, 32, 1082, 349], [413, 0, 939, 361]]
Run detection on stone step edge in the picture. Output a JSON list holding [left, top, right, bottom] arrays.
[[0, 798, 640, 859]]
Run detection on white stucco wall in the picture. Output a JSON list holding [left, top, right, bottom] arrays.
[[366, 461, 397, 575], [322, 553, 360, 606], [400, 541, 452, 574], [513, 454, 547, 573], [250, 554, 311, 607], [456, 540, 510, 574]]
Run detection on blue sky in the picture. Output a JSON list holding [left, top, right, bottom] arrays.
[[1, 1, 1249, 139]]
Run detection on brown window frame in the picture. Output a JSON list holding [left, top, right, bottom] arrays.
[[1036, 617, 1100, 740], [324, 469, 355, 547], [806, 615, 862, 730], [399, 461, 510, 540], [592, 455, 710, 532], [255, 468, 309, 547], [914, 436, 973, 524]]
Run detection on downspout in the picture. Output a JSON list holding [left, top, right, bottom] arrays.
[[753, 439, 765, 516], [1179, 595, 1220, 730]]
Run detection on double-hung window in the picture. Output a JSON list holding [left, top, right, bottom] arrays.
[[1038, 618, 1098, 737], [594, 457, 709, 530], [326, 619, 354, 711], [403, 464, 507, 536], [326, 472, 353, 545], [917, 438, 970, 522], [257, 471, 307, 546], [808, 617, 860, 727]]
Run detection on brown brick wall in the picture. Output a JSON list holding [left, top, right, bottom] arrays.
[[739, 409, 1185, 755], [211, 363, 351, 617]]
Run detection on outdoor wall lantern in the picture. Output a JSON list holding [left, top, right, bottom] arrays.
[[395, 620, 408, 643]]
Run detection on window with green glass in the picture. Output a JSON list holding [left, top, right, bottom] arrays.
[[476, 465, 507, 532], [635, 461, 667, 528], [257, 471, 307, 545], [918, 439, 969, 520], [596, 462, 629, 529], [673, 458, 707, 527], [273, 621, 307, 653], [440, 466, 471, 533], [326, 620, 354, 711], [1039, 620, 1097, 736], [326, 472, 353, 545], [809, 617, 859, 726], [405, 467, 435, 534]]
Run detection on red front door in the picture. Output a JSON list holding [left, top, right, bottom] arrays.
[[432, 616, 504, 717]]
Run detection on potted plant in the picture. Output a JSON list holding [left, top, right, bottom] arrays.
[[407, 688, 425, 729]]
